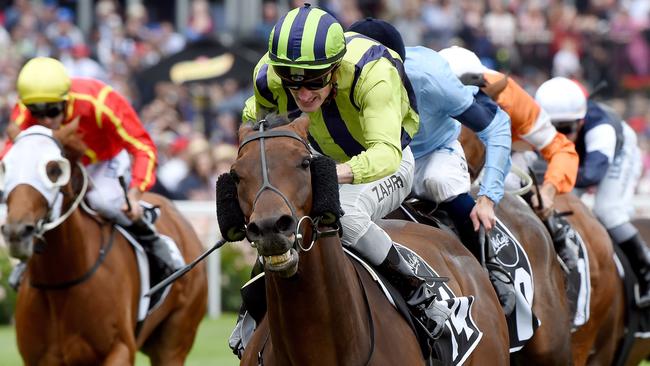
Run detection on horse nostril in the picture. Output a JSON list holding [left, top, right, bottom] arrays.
[[22, 225, 35, 238], [275, 215, 295, 234], [247, 222, 262, 238]]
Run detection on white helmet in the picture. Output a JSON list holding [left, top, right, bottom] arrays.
[[535, 77, 587, 121], [438, 46, 487, 78]]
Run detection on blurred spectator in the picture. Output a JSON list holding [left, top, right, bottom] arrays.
[[176, 138, 216, 200], [553, 38, 582, 78], [185, 0, 214, 41], [254, 0, 279, 43], [62, 44, 109, 82]]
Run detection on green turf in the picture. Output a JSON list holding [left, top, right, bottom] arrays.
[[0, 314, 239, 366]]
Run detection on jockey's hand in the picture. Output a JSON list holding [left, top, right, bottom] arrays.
[[123, 187, 144, 221], [470, 196, 496, 232], [336, 163, 354, 184], [531, 182, 557, 219]]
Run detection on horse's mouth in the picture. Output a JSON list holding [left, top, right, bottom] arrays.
[[263, 248, 299, 277]]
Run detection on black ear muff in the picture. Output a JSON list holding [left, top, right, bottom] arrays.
[[216, 172, 246, 242], [310, 156, 344, 225]]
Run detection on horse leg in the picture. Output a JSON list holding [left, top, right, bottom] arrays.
[[102, 342, 134, 366], [141, 299, 205, 366]]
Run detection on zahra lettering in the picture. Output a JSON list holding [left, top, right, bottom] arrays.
[[372, 175, 404, 202]]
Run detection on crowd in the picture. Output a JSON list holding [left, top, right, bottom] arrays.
[[0, 0, 649, 197]]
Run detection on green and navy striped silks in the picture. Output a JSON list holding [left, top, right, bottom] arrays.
[[268, 4, 346, 69]]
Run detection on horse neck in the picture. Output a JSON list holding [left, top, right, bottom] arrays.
[[28, 204, 101, 284], [265, 234, 371, 364]]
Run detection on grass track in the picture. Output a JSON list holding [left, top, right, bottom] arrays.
[[0, 314, 239, 366]]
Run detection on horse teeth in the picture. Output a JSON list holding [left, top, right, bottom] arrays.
[[265, 250, 292, 265]]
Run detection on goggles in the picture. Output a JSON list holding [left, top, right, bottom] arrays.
[[27, 102, 65, 119], [552, 120, 581, 135], [275, 64, 338, 91]]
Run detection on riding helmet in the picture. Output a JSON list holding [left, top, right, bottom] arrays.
[[268, 3, 346, 82], [17, 57, 71, 105], [535, 77, 587, 122]]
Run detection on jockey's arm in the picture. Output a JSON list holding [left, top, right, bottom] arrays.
[[452, 91, 512, 204], [102, 89, 158, 192], [348, 76, 405, 184], [576, 124, 616, 188]]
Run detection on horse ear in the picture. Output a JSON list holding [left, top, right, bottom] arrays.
[[291, 114, 310, 140]]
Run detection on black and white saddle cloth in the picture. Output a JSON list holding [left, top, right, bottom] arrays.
[[491, 218, 539, 352], [350, 245, 483, 365]]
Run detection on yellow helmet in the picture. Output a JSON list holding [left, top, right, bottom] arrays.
[[17, 57, 71, 105]]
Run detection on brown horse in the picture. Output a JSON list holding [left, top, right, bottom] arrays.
[[2, 122, 207, 365], [226, 116, 509, 365], [554, 193, 624, 365], [459, 127, 581, 364]]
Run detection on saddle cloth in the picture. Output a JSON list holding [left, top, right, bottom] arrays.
[[559, 226, 591, 330], [347, 245, 483, 366], [491, 218, 539, 352]]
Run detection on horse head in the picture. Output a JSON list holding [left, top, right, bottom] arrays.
[[216, 114, 342, 278], [1, 118, 86, 260]]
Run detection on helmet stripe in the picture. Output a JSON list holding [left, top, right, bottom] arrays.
[[312, 12, 337, 60], [286, 5, 310, 61], [270, 15, 286, 58], [300, 10, 322, 63]]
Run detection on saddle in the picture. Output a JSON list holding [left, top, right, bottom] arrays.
[[391, 198, 540, 352]]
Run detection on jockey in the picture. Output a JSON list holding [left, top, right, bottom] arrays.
[[437, 46, 582, 270], [347, 18, 516, 314], [230, 4, 451, 356], [535, 77, 650, 305], [4, 57, 184, 288]]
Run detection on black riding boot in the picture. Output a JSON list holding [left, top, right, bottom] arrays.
[[544, 213, 580, 272], [377, 245, 452, 339], [618, 233, 650, 306], [127, 218, 184, 278], [459, 224, 516, 316]]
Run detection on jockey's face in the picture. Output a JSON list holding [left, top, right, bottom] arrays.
[[553, 119, 584, 142], [288, 82, 333, 113], [27, 102, 66, 130]]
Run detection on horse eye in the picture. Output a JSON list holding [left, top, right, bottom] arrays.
[[301, 158, 311, 169], [45, 161, 63, 183]]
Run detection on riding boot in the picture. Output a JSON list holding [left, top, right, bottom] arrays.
[[544, 213, 580, 272], [229, 258, 265, 358], [439, 194, 516, 315], [8, 261, 26, 291], [127, 218, 184, 278], [617, 233, 650, 306], [377, 245, 452, 339], [459, 225, 516, 316]]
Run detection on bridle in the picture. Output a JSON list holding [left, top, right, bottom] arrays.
[[10, 132, 89, 241], [238, 120, 339, 251]]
